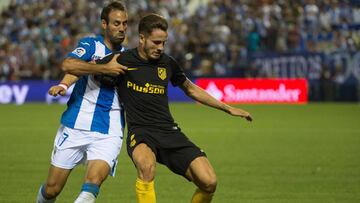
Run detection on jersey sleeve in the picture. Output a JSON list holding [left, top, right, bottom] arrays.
[[67, 37, 95, 62], [96, 53, 114, 64], [169, 56, 187, 87]]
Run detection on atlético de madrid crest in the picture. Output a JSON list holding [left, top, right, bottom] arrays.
[[157, 67, 166, 80]]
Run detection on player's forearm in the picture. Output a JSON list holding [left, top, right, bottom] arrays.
[[62, 58, 106, 76], [60, 74, 79, 87], [192, 88, 230, 113], [184, 81, 231, 113]]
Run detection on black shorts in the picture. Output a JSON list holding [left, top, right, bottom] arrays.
[[126, 127, 206, 178]]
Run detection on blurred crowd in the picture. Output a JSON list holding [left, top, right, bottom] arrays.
[[1, 0, 360, 81]]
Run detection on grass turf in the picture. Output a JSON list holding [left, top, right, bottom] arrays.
[[0, 103, 359, 202]]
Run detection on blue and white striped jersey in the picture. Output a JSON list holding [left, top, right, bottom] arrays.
[[61, 35, 125, 135]]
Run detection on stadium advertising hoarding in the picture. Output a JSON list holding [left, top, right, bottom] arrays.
[[250, 51, 360, 82], [0, 81, 66, 105], [196, 78, 308, 104], [0, 80, 191, 104], [1, 79, 307, 104], [249, 51, 360, 101]]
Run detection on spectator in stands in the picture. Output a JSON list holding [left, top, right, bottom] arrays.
[[1, 0, 360, 83]]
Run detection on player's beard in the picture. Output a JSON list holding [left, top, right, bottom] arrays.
[[144, 43, 161, 60], [106, 29, 125, 46], [110, 35, 124, 46]]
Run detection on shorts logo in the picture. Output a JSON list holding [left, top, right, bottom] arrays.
[[130, 134, 136, 147], [72, 47, 86, 57], [157, 67, 166, 80]]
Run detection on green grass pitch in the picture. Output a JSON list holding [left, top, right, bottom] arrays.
[[0, 103, 359, 202]]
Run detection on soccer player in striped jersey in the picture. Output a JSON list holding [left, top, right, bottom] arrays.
[[36, 2, 128, 203]]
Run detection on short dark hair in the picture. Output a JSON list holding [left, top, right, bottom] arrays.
[[101, 1, 126, 24], [138, 13, 168, 36]]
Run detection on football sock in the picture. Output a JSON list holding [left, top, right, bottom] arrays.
[[36, 184, 56, 203], [191, 188, 214, 203], [74, 183, 99, 203], [135, 178, 156, 203]]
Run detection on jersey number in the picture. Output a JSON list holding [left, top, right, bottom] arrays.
[[57, 133, 69, 146]]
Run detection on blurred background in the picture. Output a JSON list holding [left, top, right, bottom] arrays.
[[1, 0, 360, 102]]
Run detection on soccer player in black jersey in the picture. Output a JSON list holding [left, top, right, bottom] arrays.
[[98, 13, 253, 203]]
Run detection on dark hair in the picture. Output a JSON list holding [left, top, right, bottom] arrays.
[[101, 1, 126, 24], [138, 13, 168, 36]]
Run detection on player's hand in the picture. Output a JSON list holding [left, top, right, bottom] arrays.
[[228, 107, 253, 122], [48, 85, 66, 96], [104, 53, 128, 75]]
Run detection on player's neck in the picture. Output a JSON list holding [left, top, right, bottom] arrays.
[[136, 47, 149, 61], [104, 38, 121, 51]]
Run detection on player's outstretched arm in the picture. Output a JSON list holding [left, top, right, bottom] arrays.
[[62, 54, 127, 76], [48, 74, 79, 96], [179, 79, 253, 121]]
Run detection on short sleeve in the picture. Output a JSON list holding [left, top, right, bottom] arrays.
[[169, 56, 187, 87], [67, 37, 95, 62]]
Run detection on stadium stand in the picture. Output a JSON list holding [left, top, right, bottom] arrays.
[[1, 0, 359, 101]]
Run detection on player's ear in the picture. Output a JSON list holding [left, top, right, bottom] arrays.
[[139, 34, 145, 44], [101, 19, 107, 30]]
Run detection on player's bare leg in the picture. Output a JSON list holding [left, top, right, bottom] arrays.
[[132, 143, 157, 203], [36, 165, 71, 203], [186, 157, 217, 203], [74, 160, 110, 203]]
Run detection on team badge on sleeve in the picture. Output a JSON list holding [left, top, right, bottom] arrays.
[[72, 47, 86, 57], [157, 67, 167, 80]]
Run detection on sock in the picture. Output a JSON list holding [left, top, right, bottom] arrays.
[[74, 183, 99, 203], [135, 178, 156, 203], [36, 184, 56, 203], [191, 188, 214, 203]]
